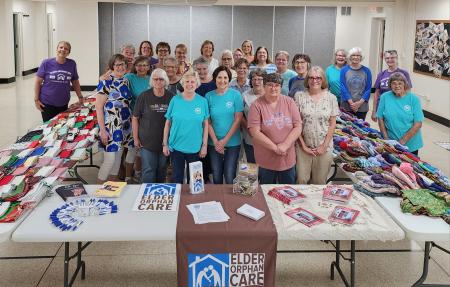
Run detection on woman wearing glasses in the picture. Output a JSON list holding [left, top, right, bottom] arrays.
[[219, 50, 237, 79], [275, 51, 297, 96], [229, 58, 250, 95], [248, 73, 301, 184], [371, 50, 412, 121], [340, 47, 372, 120], [122, 56, 151, 182], [137, 40, 158, 67], [295, 66, 339, 184], [154, 42, 171, 69], [325, 49, 347, 105], [96, 54, 134, 183], [132, 69, 175, 183]]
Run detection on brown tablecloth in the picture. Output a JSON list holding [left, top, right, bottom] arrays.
[[176, 185, 277, 287]]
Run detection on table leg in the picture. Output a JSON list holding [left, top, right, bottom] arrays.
[[330, 240, 356, 287], [412, 241, 450, 287], [63, 241, 92, 287]]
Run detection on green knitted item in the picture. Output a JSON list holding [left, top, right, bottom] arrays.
[[401, 189, 449, 217]]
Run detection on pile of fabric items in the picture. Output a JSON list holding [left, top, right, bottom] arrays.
[[0, 97, 98, 223], [333, 111, 449, 222]]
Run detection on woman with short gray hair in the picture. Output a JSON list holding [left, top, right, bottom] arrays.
[[132, 68, 175, 183], [377, 72, 423, 156], [340, 47, 372, 120]]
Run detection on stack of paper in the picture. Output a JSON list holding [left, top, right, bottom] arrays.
[[237, 204, 265, 221], [186, 201, 230, 224]]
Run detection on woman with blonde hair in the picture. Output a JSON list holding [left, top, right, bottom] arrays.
[[163, 70, 209, 183], [241, 40, 254, 63], [295, 66, 339, 184]]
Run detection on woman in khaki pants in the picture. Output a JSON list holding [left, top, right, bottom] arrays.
[[295, 66, 339, 184]]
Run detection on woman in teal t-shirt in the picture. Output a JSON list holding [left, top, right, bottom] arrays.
[[325, 48, 347, 105], [206, 66, 244, 184], [377, 72, 424, 155], [163, 71, 209, 184], [123, 56, 150, 183]]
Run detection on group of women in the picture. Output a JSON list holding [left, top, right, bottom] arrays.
[[34, 40, 425, 185]]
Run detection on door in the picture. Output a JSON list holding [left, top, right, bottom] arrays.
[[13, 13, 23, 77], [47, 13, 55, 57]]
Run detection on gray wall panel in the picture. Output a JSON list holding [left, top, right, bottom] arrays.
[[148, 5, 190, 57], [304, 7, 337, 70], [233, 6, 274, 59], [274, 6, 305, 66], [191, 6, 232, 61], [114, 3, 147, 54], [98, 2, 113, 74]]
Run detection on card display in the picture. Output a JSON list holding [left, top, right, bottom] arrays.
[[322, 185, 353, 204], [285, 207, 324, 227], [268, 186, 306, 205], [328, 206, 360, 225]]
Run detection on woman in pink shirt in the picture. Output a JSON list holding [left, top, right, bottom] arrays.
[[248, 73, 302, 184]]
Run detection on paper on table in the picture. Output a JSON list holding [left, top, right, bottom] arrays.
[[186, 201, 230, 224]]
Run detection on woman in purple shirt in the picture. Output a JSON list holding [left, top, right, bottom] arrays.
[[34, 41, 83, 122], [371, 49, 412, 122]]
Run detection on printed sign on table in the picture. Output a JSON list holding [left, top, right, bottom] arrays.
[[132, 183, 180, 212], [188, 253, 265, 287]]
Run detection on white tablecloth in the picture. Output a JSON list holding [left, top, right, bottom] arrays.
[[261, 184, 405, 241]]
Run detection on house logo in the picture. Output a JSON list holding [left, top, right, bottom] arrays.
[[225, 101, 233, 109], [188, 253, 229, 287], [144, 183, 177, 196], [188, 253, 265, 287], [403, 105, 411, 112], [57, 74, 66, 81], [194, 107, 202, 114]]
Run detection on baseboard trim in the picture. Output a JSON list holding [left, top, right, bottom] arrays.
[[22, 67, 38, 76], [0, 77, 16, 84], [423, 110, 450, 127]]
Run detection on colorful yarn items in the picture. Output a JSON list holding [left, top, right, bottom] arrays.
[[400, 163, 417, 182], [392, 165, 420, 190]]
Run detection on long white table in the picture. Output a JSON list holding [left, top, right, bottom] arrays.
[[13, 185, 179, 243], [376, 197, 450, 287], [12, 184, 435, 287], [261, 184, 405, 287], [13, 184, 180, 287]]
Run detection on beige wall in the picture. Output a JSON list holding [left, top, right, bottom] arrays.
[[0, 0, 15, 79], [55, 0, 99, 86]]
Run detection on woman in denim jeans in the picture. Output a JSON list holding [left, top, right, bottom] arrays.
[[163, 71, 209, 184], [206, 66, 243, 184], [132, 68, 174, 183], [248, 73, 302, 184]]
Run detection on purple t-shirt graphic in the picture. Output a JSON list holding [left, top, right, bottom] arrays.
[[37, 58, 79, 107], [374, 68, 412, 96]]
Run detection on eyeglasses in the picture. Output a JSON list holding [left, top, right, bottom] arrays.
[[136, 64, 149, 68], [265, 83, 281, 88], [158, 49, 169, 53], [309, 77, 322, 82], [335, 54, 346, 58], [350, 54, 362, 58], [152, 78, 165, 82], [114, 62, 126, 67], [252, 77, 263, 82], [222, 57, 232, 61], [164, 65, 176, 69]]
